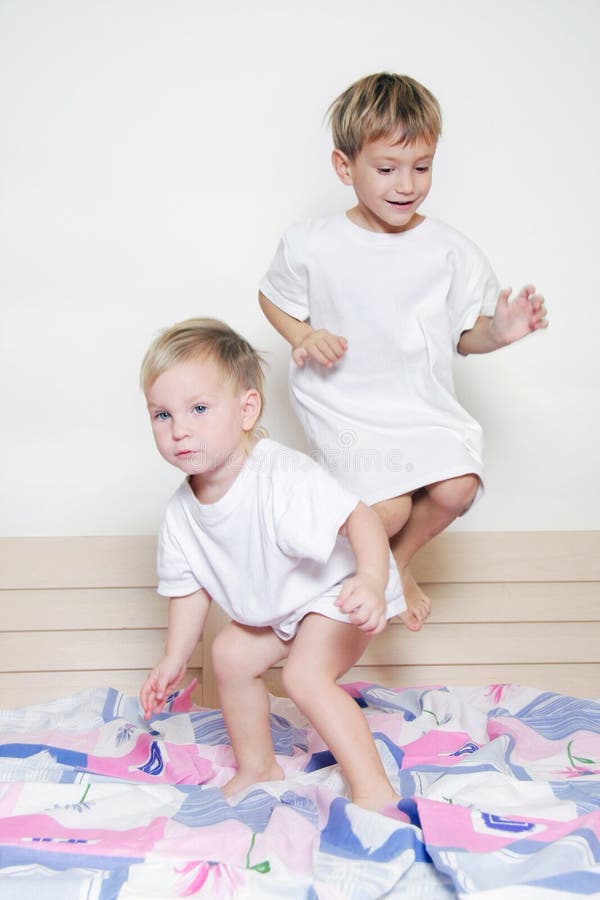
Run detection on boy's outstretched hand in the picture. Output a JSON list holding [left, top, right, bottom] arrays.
[[292, 328, 348, 368], [335, 571, 388, 636], [140, 655, 187, 720], [492, 284, 548, 345]]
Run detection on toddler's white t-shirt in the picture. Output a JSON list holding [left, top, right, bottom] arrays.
[[259, 214, 500, 503], [157, 438, 404, 638]]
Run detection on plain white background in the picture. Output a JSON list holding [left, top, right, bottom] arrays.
[[1, 0, 598, 535]]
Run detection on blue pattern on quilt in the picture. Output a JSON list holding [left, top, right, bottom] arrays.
[[305, 749, 336, 772], [530, 870, 600, 894], [280, 790, 320, 828], [0, 744, 88, 768], [360, 685, 448, 720], [320, 797, 420, 862], [373, 731, 405, 769], [481, 813, 537, 833], [173, 786, 278, 832], [191, 709, 307, 754], [552, 781, 600, 815], [137, 740, 164, 775], [498, 694, 600, 739]]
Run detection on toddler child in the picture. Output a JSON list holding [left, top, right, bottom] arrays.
[[258, 72, 547, 631], [140, 317, 404, 811]]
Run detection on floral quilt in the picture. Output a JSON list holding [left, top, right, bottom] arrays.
[[1, 681, 599, 898]]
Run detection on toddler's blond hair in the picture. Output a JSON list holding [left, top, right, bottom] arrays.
[[141, 317, 266, 418], [328, 72, 442, 160]]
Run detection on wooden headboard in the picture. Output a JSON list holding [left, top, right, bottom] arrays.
[[1, 532, 598, 708]]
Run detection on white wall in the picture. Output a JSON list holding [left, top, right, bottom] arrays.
[[1, 0, 598, 535]]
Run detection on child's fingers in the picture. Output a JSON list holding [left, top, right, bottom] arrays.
[[530, 296, 548, 329], [141, 686, 157, 720], [311, 335, 346, 366], [348, 607, 368, 627], [322, 333, 348, 360], [292, 347, 308, 367], [305, 332, 348, 368], [336, 578, 361, 611], [370, 613, 388, 636], [336, 594, 356, 614], [358, 610, 386, 635], [307, 344, 336, 367]]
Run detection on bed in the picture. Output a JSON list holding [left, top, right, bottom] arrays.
[[1, 531, 599, 898]]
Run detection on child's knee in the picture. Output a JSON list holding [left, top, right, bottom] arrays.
[[281, 658, 318, 704], [430, 474, 479, 518]]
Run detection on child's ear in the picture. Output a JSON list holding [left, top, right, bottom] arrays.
[[240, 389, 262, 432], [331, 148, 354, 186]]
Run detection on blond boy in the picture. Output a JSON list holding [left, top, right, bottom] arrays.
[[140, 317, 404, 811]]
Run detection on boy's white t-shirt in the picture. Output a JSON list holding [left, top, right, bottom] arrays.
[[157, 438, 404, 639], [259, 214, 500, 504]]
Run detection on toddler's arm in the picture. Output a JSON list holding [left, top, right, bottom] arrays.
[[140, 588, 211, 719], [458, 284, 548, 355], [335, 502, 390, 636], [259, 291, 347, 368]]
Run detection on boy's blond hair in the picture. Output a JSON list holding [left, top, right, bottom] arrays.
[[141, 317, 266, 413], [327, 72, 442, 160]]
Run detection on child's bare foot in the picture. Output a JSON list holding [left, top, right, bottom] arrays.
[[398, 565, 431, 632], [221, 760, 285, 799]]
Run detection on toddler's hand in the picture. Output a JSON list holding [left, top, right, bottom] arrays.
[[140, 655, 187, 720], [492, 284, 548, 345], [292, 329, 348, 368], [335, 572, 388, 636]]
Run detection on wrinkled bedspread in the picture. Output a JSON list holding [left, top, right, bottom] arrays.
[[1, 681, 600, 899]]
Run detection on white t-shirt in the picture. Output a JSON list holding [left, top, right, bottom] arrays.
[[157, 438, 404, 639], [259, 214, 500, 503]]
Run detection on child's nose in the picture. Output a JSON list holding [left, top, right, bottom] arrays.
[[171, 416, 192, 439], [395, 171, 414, 194]]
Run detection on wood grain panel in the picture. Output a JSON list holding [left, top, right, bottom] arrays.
[[0, 630, 202, 672], [412, 531, 600, 583], [424, 582, 600, 623], [1, 532, 598, 708], [0, 588, 165, 630], [0, 536, 157, 589]]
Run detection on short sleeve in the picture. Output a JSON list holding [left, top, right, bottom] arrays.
[[448, 240, 500, 349], [274, 462, 359, 563], [156, 517, 202, 598], [259, 228, 310, 321]]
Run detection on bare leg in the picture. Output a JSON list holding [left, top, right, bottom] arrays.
[[373, 475, 479, 632], [372, 493, 423, 631], [211, 622, 288, 797], [282, 614, 398, 811]]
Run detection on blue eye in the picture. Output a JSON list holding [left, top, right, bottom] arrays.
[[154, 410, 170, 421], [193, 405, 207, 414]]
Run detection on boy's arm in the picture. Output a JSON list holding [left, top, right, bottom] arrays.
[[335, 502, 390, 636], [141, 588, 211, 718], [259, 291, 348, 368], [458, 284, 548, 355]]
